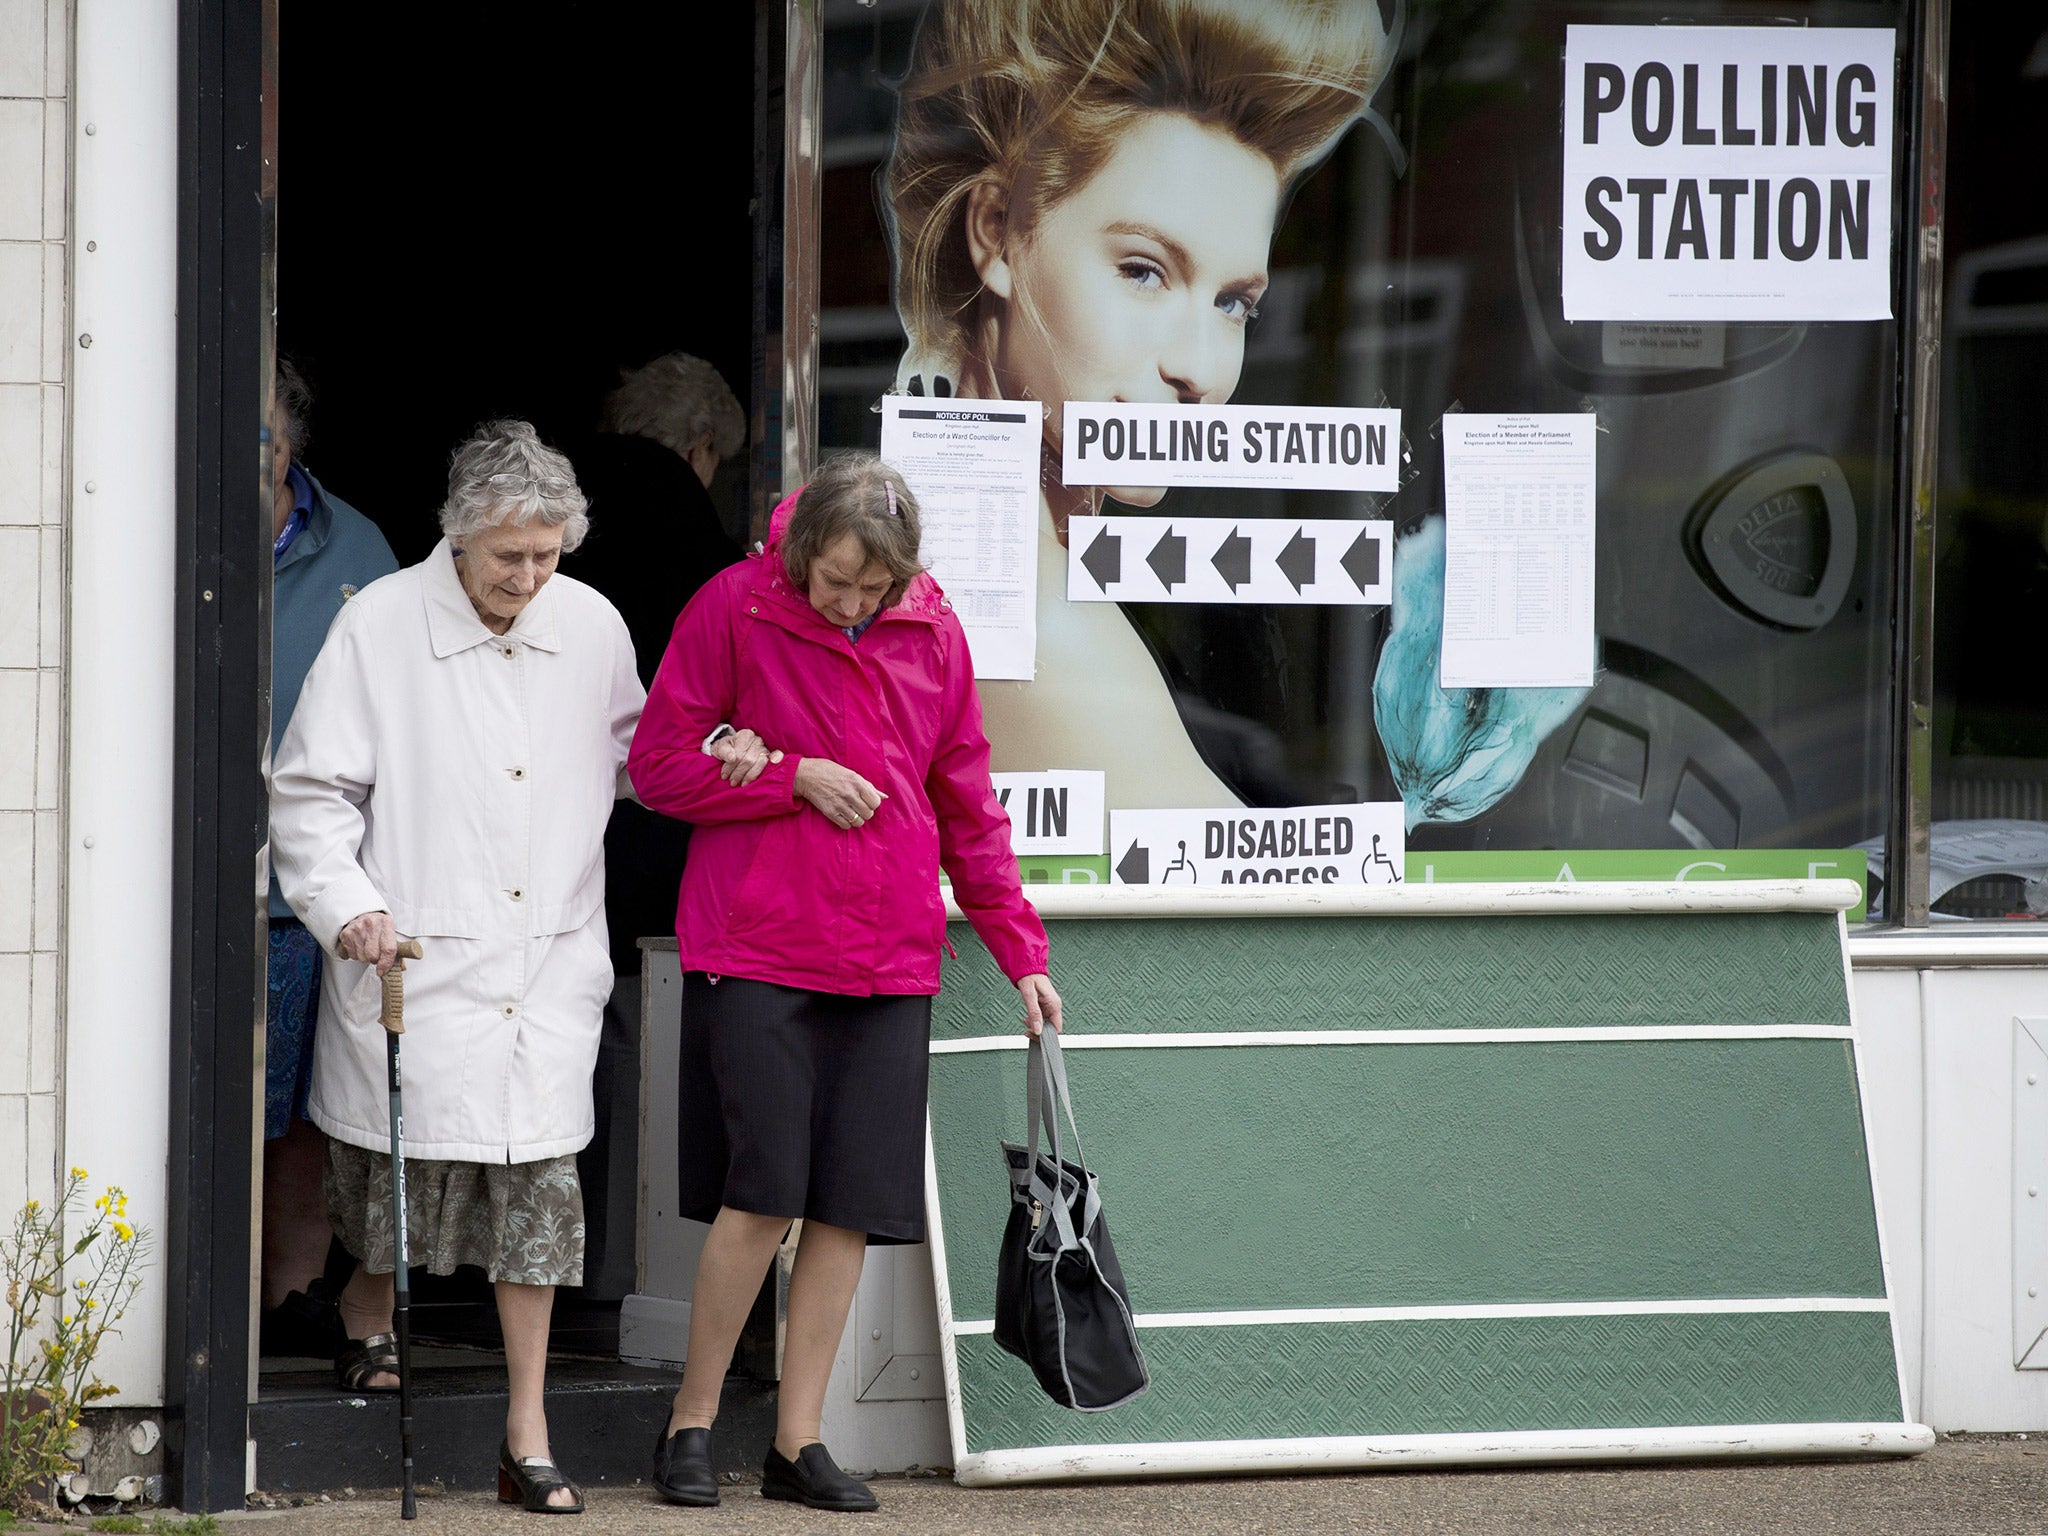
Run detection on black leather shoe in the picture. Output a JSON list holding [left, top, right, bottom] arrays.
[[651, 1426, 718, 1507], [761, 1442, 878, 1513]]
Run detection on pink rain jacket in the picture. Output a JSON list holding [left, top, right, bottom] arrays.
[[627, 497, 1050, 996]]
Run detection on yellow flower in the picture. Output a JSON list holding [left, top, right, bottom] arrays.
[[24, 1199, 38, 1213], [94, 1195, 110, 1213], [112, 1220, 134, 1242], [84, 1298, 98, 1311], [70, 1165, 88, 1180], [61, 1313, 73, 1325]]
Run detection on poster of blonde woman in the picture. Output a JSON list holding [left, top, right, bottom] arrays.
[[818, 0, 1904, 889]]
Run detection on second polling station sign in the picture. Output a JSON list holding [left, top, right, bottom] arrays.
[[1562, 26, 1895, 322]]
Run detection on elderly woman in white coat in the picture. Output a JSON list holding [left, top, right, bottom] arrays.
[[270, 420, 646, 1514]]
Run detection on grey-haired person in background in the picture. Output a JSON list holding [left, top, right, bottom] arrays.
[[566, 355, 752, 1296]]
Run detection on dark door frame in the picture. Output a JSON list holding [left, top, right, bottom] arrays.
[[167, 0, 268, 1512], [158, 0, 800, 1506]]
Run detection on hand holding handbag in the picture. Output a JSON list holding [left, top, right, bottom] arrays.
[[992, 1028, 1150, 1411]]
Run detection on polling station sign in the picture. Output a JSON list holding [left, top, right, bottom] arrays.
[[1110, 804, 1406, 888], [1562, 26, 1895, 322], [1062, 402, 1401, 493]]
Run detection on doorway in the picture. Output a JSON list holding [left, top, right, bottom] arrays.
[[256, 0, 763, 1480]]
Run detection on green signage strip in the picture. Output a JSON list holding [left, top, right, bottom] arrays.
[[1407, 849, 1869, 921], [1016, 854, 1111, 885]]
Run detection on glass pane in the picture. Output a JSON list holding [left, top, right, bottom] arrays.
[[819, 0, 1907, 913], [1929, 7, 2048, 922]]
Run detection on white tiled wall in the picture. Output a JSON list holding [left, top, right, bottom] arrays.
[[0, 0, 68, 1221]]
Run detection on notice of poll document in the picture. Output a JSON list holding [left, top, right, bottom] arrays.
[[1440, 414, 1597, 690], [881, 397, 1042, 680]]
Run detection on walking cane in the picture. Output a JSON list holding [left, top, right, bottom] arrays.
[[379, 937, 426, 1519]]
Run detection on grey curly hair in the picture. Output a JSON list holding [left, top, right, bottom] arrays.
[[438, 420, 591, 552], [598, 352, 746, 463]]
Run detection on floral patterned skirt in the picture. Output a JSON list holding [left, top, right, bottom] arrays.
[[323, 1140, 585, 1287]]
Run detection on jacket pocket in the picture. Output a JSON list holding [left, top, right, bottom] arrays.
[[384, 896, 490, 940], [723, 815, 797, 940]]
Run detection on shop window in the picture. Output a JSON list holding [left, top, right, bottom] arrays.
[[1928, 7, 2048, 922], [817, 0, 1910, 915]]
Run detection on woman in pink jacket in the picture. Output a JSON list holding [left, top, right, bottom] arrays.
[[628, 452, 1060, 1513]]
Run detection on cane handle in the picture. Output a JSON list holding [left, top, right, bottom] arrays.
[[379, 939, 425, 1035]]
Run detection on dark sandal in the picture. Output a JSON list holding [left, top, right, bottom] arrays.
[[498, 1440, 586, 1515], [334, 1332, 401, 1393]]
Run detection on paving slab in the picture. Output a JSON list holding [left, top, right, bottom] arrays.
[[200, 1435, 2048, 1536]]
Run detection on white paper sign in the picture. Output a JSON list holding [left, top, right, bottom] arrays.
[[1061, 402, 1401, 492], [1440, 415, 1598, 689], [880, 397, 1042, 680], [1562, 25, 1895, 321], [1067, 516, 1392, 605], [990, 771, 1105, 857], [1110, 804, 1407, 887], [1599, 322, 1727, 369]]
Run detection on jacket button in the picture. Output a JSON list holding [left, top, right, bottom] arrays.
[[504, 1004, 517, 1017], [510, 767, 526, 780], [509, 888, 524, 901]]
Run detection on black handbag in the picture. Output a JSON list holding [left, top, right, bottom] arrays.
[[993, 1029, 1149, 1411]]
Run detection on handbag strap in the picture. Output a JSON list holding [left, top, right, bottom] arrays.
[[1024, 1030, 1088, 1177], [1022, 1030, 1100, 1248]]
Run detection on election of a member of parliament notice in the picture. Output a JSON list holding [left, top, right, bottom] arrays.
[[1439, 413, 1598, 689], [880, 396, 1043, 680]]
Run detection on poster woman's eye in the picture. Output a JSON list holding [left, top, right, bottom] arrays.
[[1117, 258, 1167, 290], [1216, 290, 1262, 323]]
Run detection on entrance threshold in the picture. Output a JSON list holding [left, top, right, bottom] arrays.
[[251, 1357, 774, 1494]]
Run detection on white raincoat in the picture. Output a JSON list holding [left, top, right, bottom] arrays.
[[270, 540, 645, 1163]]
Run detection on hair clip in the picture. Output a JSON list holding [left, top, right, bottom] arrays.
[[886, 481, 900, 518]]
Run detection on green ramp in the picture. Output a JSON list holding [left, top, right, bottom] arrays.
[[925, 881, 1930, 1485]]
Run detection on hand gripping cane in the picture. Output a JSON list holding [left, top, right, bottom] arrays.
[[379, 938, 425, 1519]]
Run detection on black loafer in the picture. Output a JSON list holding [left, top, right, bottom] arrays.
[[761, 1442, 878, 1513], [652, 1425, 717, 1507]]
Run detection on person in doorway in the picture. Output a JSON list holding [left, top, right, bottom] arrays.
[[572, 351, 747, 671], [628, 453, 1060, 1514], [566, 355, 749, 1296], [270, 420, 657, 1513], [884, 0, 1392, 809], [261, 354, 398, 1358]]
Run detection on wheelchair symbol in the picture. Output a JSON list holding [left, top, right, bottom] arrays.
[[1363, 833, 1402, 884]]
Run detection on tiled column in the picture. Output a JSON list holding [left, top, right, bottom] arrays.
[[0, 0, 69, 1219]]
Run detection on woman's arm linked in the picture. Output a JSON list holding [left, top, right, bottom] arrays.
[[628, 576, 807, 825], [925, 620, 1062, 1036]]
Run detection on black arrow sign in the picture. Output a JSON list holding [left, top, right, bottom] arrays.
[[1342, 527, 1382, 593], [1081, 524, 1123, 590], [1115, 841, 1150, 884], [1147, 526, 1187, 590], [1212, 526, 1252, 591], [1276, 527, 1317, 592]]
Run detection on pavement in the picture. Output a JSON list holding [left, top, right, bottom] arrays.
[[191, 1434, 2047, 1536]]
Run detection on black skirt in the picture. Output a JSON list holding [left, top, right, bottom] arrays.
[[677, 973, 934, 1244]]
